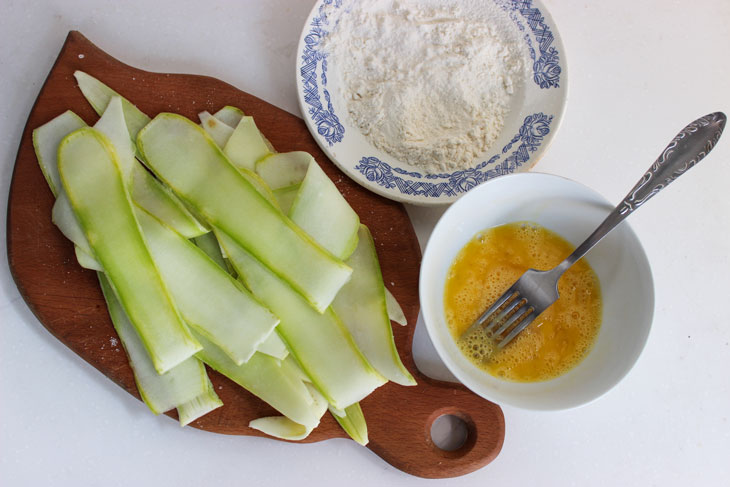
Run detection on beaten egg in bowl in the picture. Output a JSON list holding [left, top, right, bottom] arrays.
[[420, 173, 654, 410], [444, 222, 602, 382]]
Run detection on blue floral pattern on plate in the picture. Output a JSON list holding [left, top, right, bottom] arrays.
[[503, 0, 562, 89], [354, 113, 553, 198], [297, 0, 565, 203], [300, 0, 344, 147]]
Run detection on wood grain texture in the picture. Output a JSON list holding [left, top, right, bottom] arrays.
[[6, 31, 504, 479]]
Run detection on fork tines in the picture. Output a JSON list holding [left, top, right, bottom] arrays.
[[476, 289, 536, 348]]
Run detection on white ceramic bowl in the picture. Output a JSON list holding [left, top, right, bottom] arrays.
[[420, 173, 654, 410], [296, 0, 567, 205]]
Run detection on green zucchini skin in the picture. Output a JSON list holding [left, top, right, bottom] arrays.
[[130, 163, 208, 238], [201, 112, 282, 210], [217, 230, 386, 410], [255, 151, 359, 260], [40, 75, 414, 435], [332, 225, 416, 386], [35, 109, 218, 423], [58, 127, 201, 374], [36, 108, 206, 249], [137, 113, 352, 313], [330, 403, 368, 446], [74, 71, 151, 143], [99, 274, 214, 416], [193, 332, 321, 429], [255, 151, 312, 190], [95, 96, 208, 239], [288, 160, 360, 260], [134, 207, 279, 366]]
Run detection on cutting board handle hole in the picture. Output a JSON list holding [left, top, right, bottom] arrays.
[[428, 409, 477, 458]]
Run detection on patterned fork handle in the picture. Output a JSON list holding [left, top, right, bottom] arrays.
[[619, 112, 727, 215], [556, 112, 726, 274]]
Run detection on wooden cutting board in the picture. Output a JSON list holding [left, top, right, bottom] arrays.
[[6, 31, 505, 479]]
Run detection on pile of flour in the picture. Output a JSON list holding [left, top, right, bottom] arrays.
[[325, 0, 529, 173]]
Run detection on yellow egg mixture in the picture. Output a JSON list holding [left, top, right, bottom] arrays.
[[444, 222, 602, 382]]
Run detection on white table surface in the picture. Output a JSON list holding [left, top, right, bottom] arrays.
[[2, 1, 729, 485]]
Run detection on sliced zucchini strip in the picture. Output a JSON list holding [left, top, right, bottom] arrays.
[[75, 76, 215, 238], [51, 192, 93, 255], [93, 97, 136, 175], [192, 231, 240, 278], [213, 105, 244, 128], [34, 111, 98, 262], [256, 151, 359, 259], [202, 112, 280, 208], [74, 70, 151, 142], [99, 274, 212, 415], [75, 246, 103, 271], [249, 384, 328, 441], [231, 166, 280, 210], [194, 332, 321, 428], [331, 225, 415, 386], [330, 403, 369, 446], [73, 74, 276, 234], [35, 106, 206, 242], [256, 332, 290, 361], [130, 163, 208, 238], [223, 116, 272, 171], [41, 117, 218, 420], [49, 99, 132, 259], [135, 207, 279, 365], [137, 113, 352, 313], [255, 151, 312, 190], [192, 232, 228, 271], [289, 161, 360, 260], [385, 287, 408, 326], [217, 230, 386, 409], [58, 127, 200, 373], [273, 184, 300, 215], [32, 110, 86, 197], [199, 110, 234, 148], [97, 97, 208, 238], [248, 416, 309, 441], [176, 376, 224, 427]]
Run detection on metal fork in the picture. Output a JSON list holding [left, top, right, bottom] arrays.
[[464, 112, 726, 348]]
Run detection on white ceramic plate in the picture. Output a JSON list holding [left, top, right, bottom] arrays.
[[420, 173, 655, 410], [296, 0, 567, 206]]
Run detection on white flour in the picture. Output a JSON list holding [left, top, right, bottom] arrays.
[[325, 0, 529, 173]]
